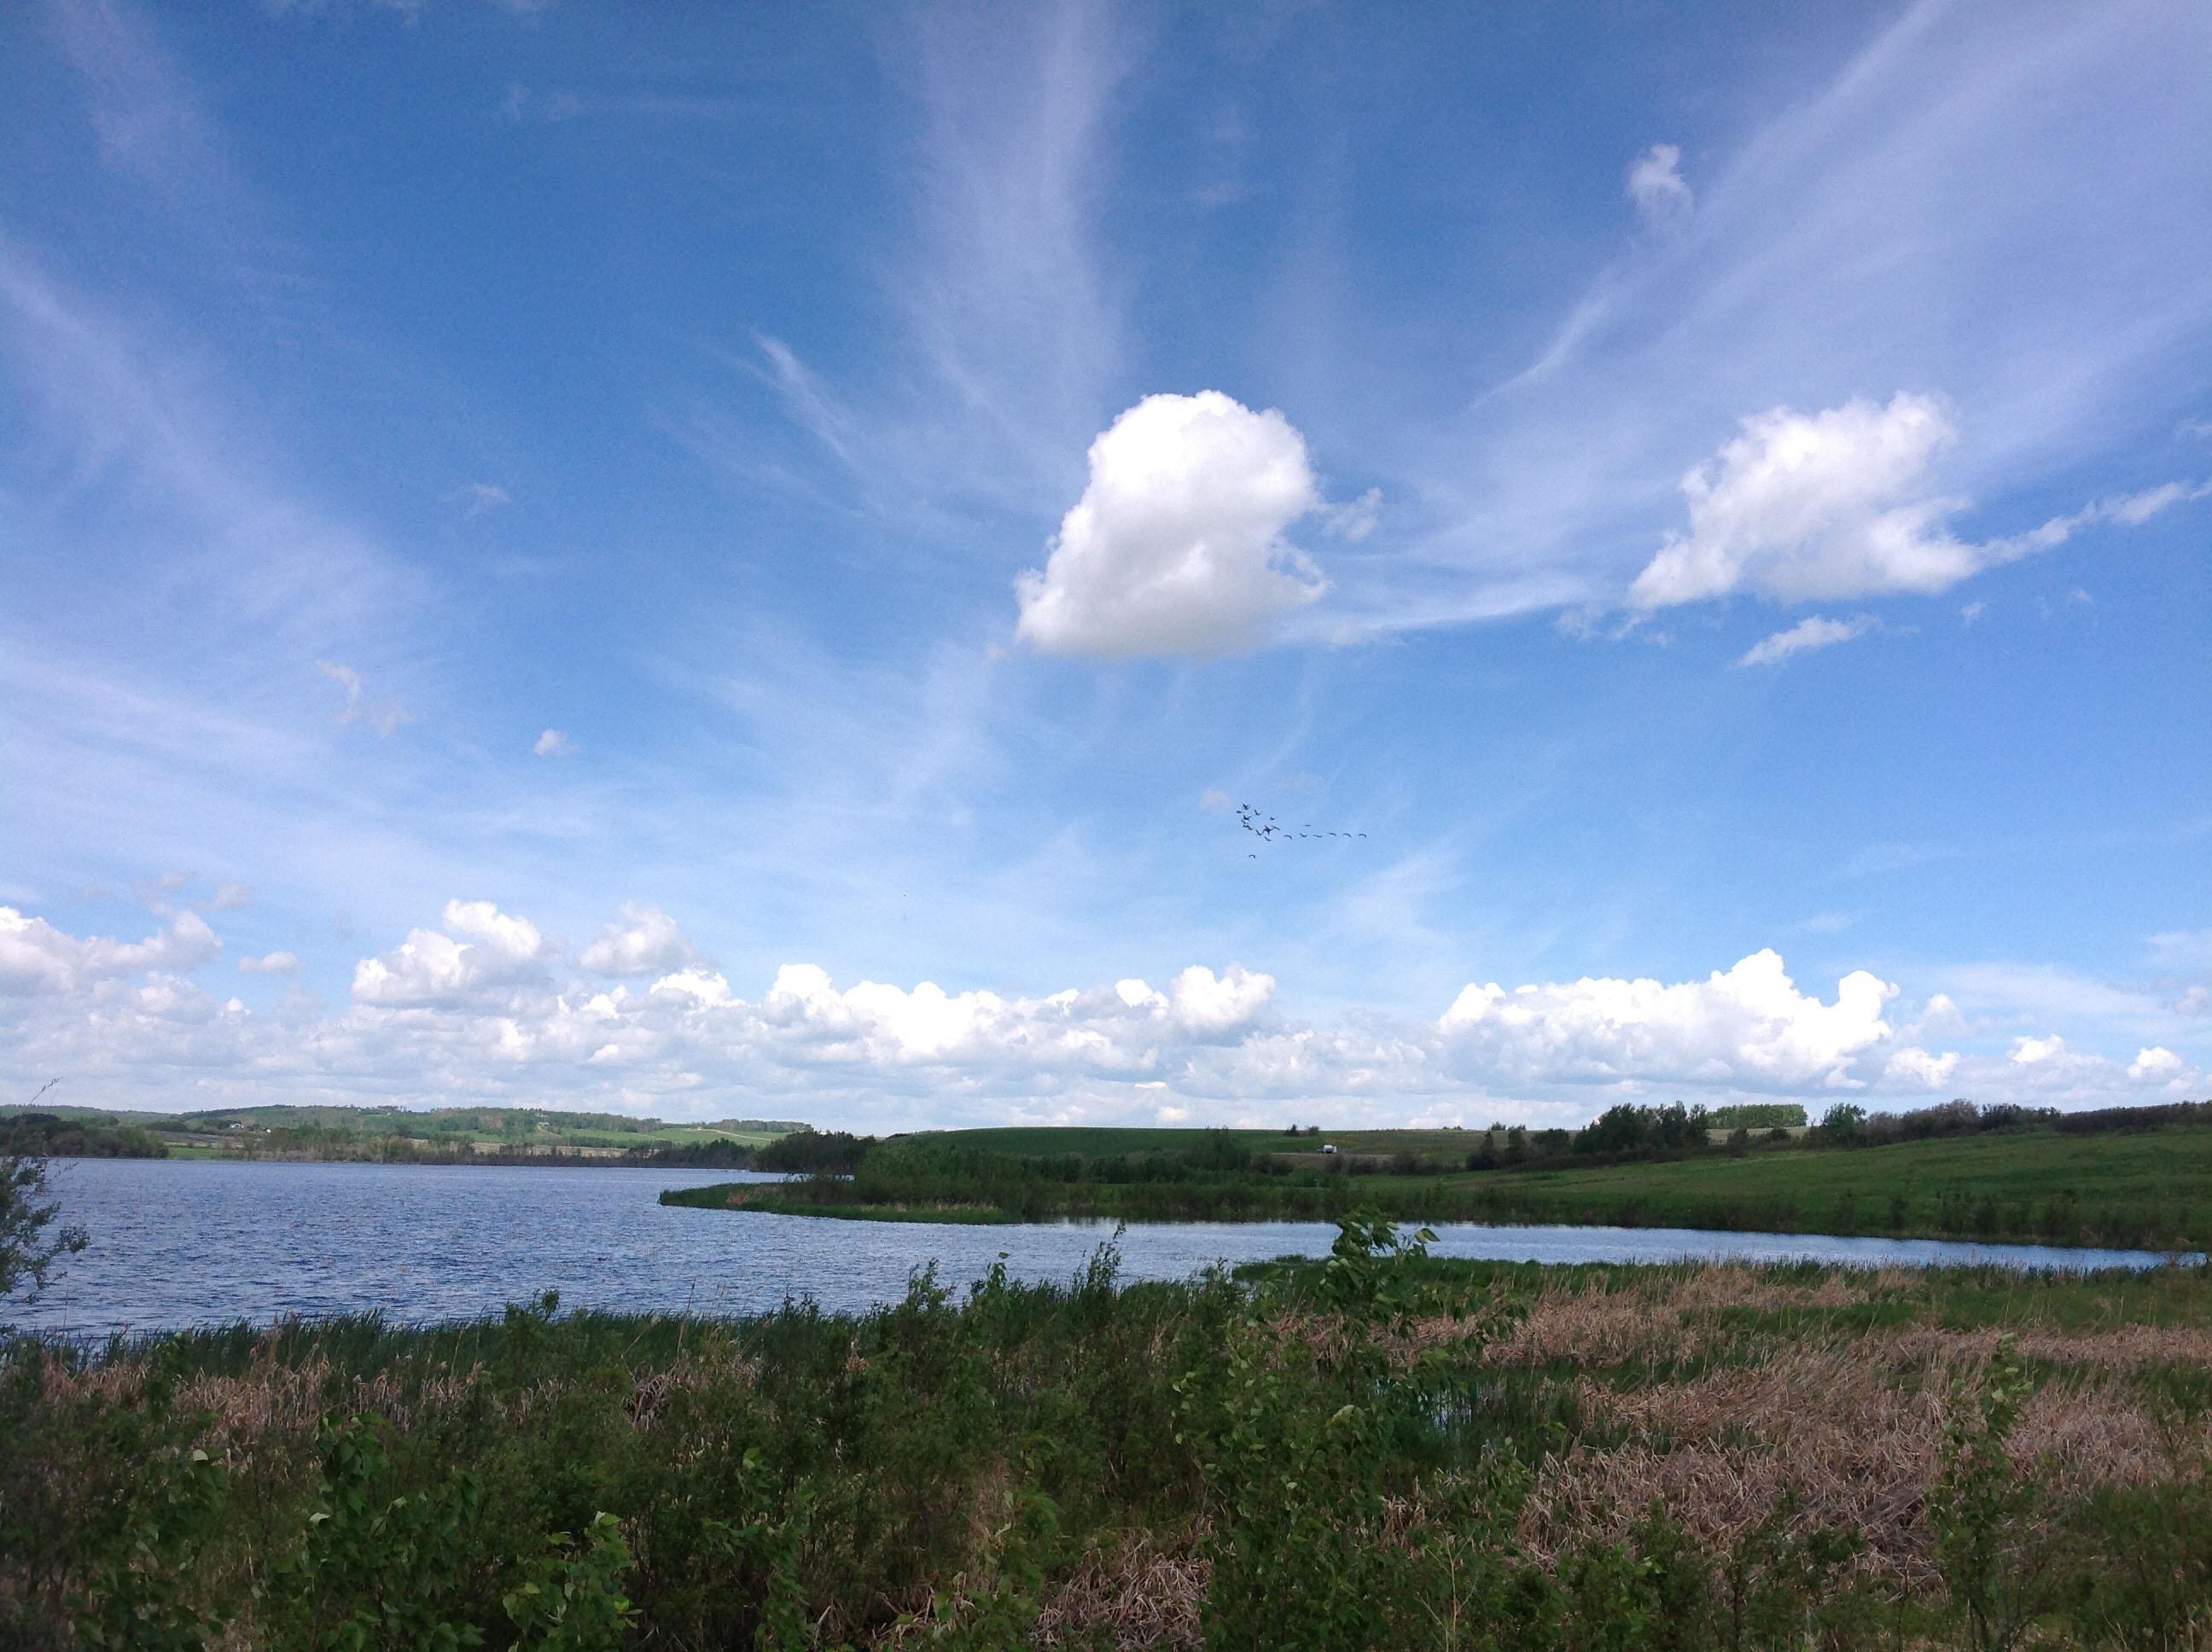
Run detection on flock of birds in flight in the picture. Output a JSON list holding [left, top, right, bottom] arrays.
[[1237, 802, 1366, 858]]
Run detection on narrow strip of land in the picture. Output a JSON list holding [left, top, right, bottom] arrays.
[[666, 1108, 2211, 1250]]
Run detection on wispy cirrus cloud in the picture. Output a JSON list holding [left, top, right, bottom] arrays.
[[1324, 1, 2212, 641], [451, 481, 510, 516], [699, 0, 1134, 538], [40, 0, 247, 227], [316, 660, 411, 737], [1738, 614, 1874, 668], [0, 246, 423, 660]]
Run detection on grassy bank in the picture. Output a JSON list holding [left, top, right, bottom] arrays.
[[665, 1120, 2212, 1250], [7, 1229, 2210, 1648]]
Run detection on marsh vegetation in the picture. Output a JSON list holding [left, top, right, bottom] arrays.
[[6, 1221, 2211, 1648]]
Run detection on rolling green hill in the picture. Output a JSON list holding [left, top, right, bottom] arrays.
[[0, 1102, 806, 1162]]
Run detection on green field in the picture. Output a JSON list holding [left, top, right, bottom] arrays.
[[1443, 1126, 2209, 1235], [672, 1120, 2212, 1249]]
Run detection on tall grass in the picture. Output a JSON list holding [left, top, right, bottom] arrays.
[[5, 1232, 2210, 1648]]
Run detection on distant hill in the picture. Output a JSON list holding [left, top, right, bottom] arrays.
[[0, 1102, 808, 1162]]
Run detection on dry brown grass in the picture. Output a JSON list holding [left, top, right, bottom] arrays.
[[1272, 1263, 2212, 1595], [1028, 1534, 1208, 1651], [1514, 1314, 2209, 1589]]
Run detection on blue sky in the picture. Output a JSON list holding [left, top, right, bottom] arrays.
[[2, 0, 2206, 1129]]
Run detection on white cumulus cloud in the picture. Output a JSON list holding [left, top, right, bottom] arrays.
[[351, 899, 551, 1007], [1631, 393, 1979, 608], [533, 728, 573, 756], [0, 906, 219, 995], [1110, 964, 1277, 1036], [2128, 1046, 2184, 1082], [1015, 391, 1330, 658], [1883, 1045, 1959, 1090], [1440, 949, 1895, 1091], [237, 951, 301, 975], [1631, 397, 2209, 612], [1165, 963, 1275, 1034], [579, 904, 701, 977], [0, 900, 2188, 1128]]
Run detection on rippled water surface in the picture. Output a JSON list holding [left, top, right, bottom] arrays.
[[15, 1157, 2193, 1338]]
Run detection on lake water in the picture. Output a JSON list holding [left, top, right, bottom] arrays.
[[13, 1157, 2196, 1339]]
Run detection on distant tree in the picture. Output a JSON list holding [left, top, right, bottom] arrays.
[[754, 1130, 870, 1174], [1974, 1102, 2051, 1133], [1813, 1102, 1868, 1146], [1648, 1101, 1709, 1150], [1708, 1103, 1808, 1131], [1575, 1103, 1651, 1157], [2056, 1101, 2208, 1136], [1575, 1102, 1712, 1158]]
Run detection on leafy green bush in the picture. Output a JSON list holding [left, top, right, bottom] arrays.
[[0, 1151, 88, 1325]]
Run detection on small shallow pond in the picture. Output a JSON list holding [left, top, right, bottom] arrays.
[[14, 1157, 2197, 1339]]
